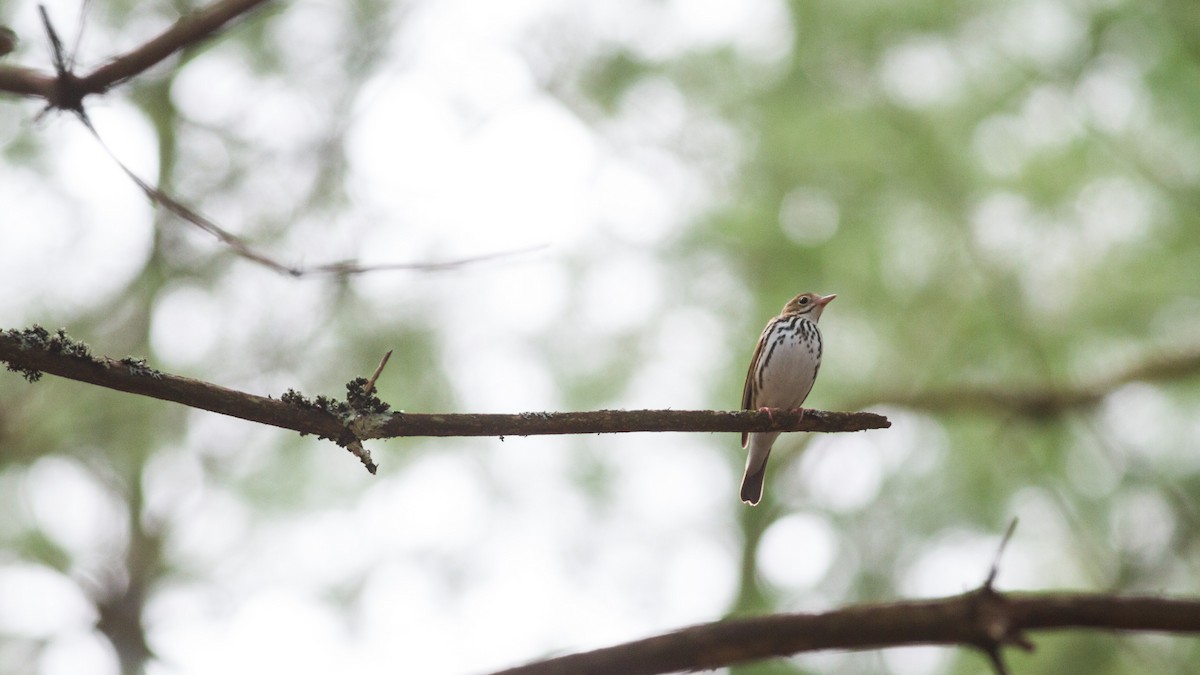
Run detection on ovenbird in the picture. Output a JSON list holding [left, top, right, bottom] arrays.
[[740, 292, 836, 505]]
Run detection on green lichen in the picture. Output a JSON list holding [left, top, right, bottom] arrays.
[[3, 325, 97, 382], [118, 356, 163, 379], [282, 389, 346, 416], [5, 362, 42, 382], [345, 377, 391, 415], [281, 388, 353, 440], [281, 380, 391, 443]]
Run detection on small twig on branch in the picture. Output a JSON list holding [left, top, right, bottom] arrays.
[[975, 518, 1028, 675], [985, 517, 1019, 590], [364, 350, 393, 395], [489, 591, 1200, 675], [1, 326, 889, 472]]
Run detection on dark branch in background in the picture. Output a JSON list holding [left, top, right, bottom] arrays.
[[0, 26, 17, 58], [490, 590, 1200, 675], [79, 0, 269, 94], [494, 521, 1197, 675], [0, 0, 271, 105], [858, 345, 1200, 418], [2, 1, 540, 277], [0, 327, 890, 474]]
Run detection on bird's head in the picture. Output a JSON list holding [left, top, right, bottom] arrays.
[[781, 292, 836, 321]]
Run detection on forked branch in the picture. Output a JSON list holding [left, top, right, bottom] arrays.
[[0, 0, 271, 104]]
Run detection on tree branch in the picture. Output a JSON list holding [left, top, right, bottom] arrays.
[[355, 408, 886, 439], [81, 0, 272, 94], [490, 589, 1200, 675], [857, 345, 1200, 418], [1, 327, 889, 473], [1, 326, 363, 453], [4, 2, 541, 279], [0, 0, 271, 106]]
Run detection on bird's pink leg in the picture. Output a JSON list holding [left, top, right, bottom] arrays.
[[753, 403, 772, 429]]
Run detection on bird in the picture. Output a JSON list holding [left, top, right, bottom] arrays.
[[740, 292, 836, 505]]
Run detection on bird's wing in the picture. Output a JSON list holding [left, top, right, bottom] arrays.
[[740, 319, 774, 448]]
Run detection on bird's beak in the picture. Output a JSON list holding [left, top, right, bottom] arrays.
[[816, 294, 837, 306]]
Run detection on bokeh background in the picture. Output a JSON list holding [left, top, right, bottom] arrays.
[[2, 0, 1200, 673]]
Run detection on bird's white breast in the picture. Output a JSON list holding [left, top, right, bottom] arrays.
[[755, 317, 822, 409]]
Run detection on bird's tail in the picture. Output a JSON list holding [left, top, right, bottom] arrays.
[[740, 465, 767, 505], [740, 432, 780, 505]]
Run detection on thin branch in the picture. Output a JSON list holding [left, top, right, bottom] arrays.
[[976, 518, 1027, 675], [0, 26, 16, 58], [298, 248, 547, 275], [985, 517, 1019, 590], [357, 408, 886, 438], [1, 327, 890, 473], [364, 350, 393, 395], [1, 325, 368, 465], [80, 0, 272, 94], [0, 64, 49, 97], [857, 344, 1200, 417], [0, 0, 270, 105], [7, 1, 541, 278], [80, 113, 540, 277], [489, 590, 1200, 675]]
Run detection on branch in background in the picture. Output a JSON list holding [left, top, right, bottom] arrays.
[[0, 327, 890, 474], [79, 0, 272, 94], [0, 26, 18, 58], [0, 63, 47, 97], [491, 589, 1200, 675], [11, 3, 538, 278], [0, 0, 271, 106], [83, 111, 543, 276], [859, 345, 1200, 418]]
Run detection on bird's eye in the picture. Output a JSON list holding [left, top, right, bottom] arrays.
[[798, 297, 809, 304]]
